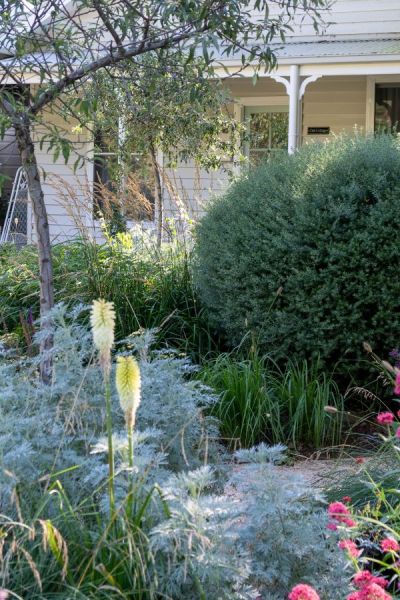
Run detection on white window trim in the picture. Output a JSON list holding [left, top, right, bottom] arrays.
[[366, 75, 400, 133], [91, 129, 161, 224], [242, 102, 290, 160]]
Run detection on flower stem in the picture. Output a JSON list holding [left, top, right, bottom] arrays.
[[127, 426, 134, 517], [105, 375, 115, 514]]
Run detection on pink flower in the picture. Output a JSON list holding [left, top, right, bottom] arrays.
[[0, 592, 8, 600], [394, 372, 400, 396], [326, 523, 338, 531], [347, 583, 392, 599], [395, 427, 400, 439], [353, 571, 388, 589], [339, 539, 361, 558], [356, 457, 366, 464], [381, 537, 400, 553], [344, 518, 357, 528], [358, 583, 392, 599], [288, 584, 320, 600], [343, 496, 353, 504], [328, 501, 350, 517], [376, 412, 394, 425], [328, 502, 356, 527]]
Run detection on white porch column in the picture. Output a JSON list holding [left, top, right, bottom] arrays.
[[288, 65, 300, 154], [271, 70, 322, 154]]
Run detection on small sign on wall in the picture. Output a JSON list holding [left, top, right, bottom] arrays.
[[307, 126, 330, 135]]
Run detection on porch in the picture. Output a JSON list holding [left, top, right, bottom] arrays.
[[221, 39, 400, 156]]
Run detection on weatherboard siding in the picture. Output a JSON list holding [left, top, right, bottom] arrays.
[[31, 102, 94, 242], [302, 76, 367, 141], [27, 72, 370, 237], [251, 0, 400, 42]]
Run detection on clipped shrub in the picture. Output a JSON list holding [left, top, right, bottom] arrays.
[[195, 135, 400, 376]]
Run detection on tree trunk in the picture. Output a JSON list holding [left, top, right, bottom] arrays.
[[150, 144, 163, 247], [14, 117, 54, 383]]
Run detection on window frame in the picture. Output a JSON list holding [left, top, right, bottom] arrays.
[[92, 125, 157, 223], [366, 75, 400, 134], [244, 104, 289, 162]]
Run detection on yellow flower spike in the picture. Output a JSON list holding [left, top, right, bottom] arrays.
[[116, 356, 141, 430], [91, 299, 116, 512], [90, 299, 115, 357]]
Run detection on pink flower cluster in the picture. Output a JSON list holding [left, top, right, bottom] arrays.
[[346, 570, 391, 600], [339, 539, 361, 558], [375, 411, 400, 437], [327, 501, 357, 530], [376, 412, 394, 426], [347, 582, 392, 600], [353, 571, 388, 590], [381, 537, 400, 553], [288, 584, 320, 600]]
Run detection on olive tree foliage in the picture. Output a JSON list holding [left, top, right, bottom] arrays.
[[89, 56, 242, 244], [0, 0, 327, 379]]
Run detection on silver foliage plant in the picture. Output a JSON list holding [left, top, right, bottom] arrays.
[[230, 446, 351, 600], [0, 305, 348, 598], [0, 304, 219, 507]]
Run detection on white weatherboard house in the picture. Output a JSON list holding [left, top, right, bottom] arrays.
[[1, 0, 400, 243]]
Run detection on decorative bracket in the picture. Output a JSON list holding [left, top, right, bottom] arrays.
[[271, 74, 290, 94], [299, 74, 322, 99], [272, 73, 322, 99]]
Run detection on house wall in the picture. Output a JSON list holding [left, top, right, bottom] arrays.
[[162, 78, 288, 222], [163, 74, 369, 222], [162, 160, 232, 225], [26, 74, 370, 237], [251, 0, 400, 42], [302, 76, 367, 142], [76, 1, 400, 49], [31, 100, 95, 242]]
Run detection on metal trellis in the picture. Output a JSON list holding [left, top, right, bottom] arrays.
[[0, 167, 29, 246]]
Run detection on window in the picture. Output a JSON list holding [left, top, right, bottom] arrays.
[[375, 84, 400, 134], [245, 106, 288, 163], [93, 129, 155, 221]]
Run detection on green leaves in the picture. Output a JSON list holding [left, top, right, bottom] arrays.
[[195, 135, 400, 381], [88, 53, 242, 176]]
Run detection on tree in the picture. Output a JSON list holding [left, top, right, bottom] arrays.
[[0, 0, 327, 380], [89, 54, 242, 244]]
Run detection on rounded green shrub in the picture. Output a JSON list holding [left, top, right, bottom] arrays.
[[194, 135, 400, 375]]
